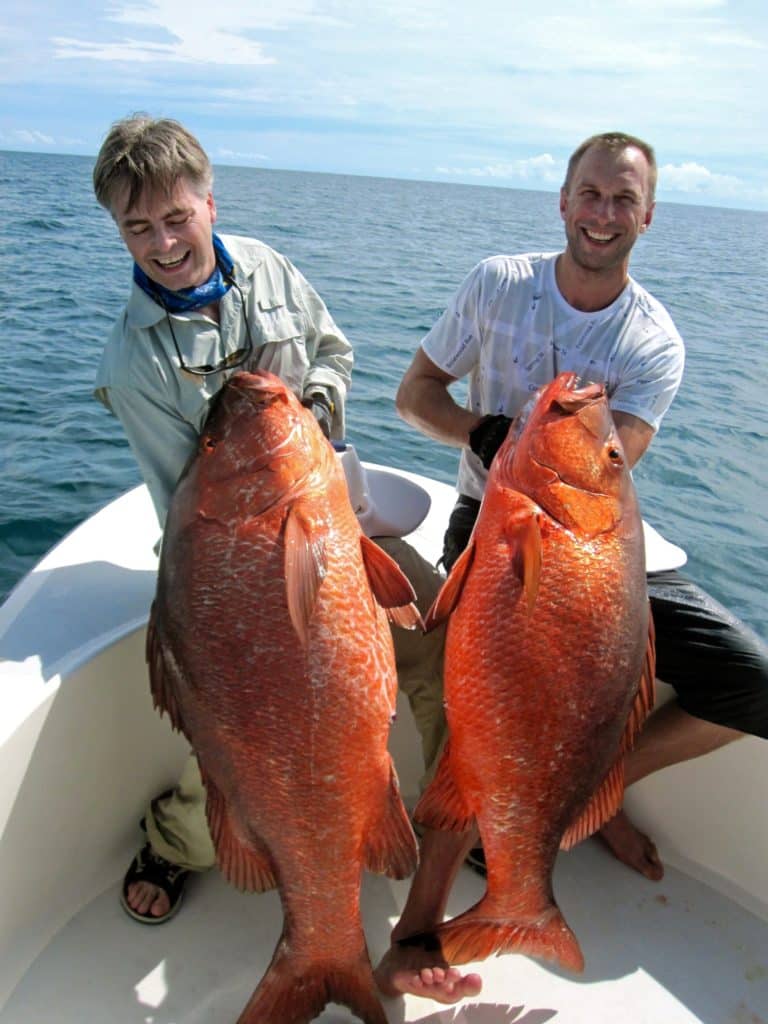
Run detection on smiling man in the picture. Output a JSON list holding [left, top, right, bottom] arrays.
[[92, 114, 352, 925], [375, 132, 768, 1005]]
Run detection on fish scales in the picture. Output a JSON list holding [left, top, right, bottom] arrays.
[[147, 370, 420, 1023], [415, 372, 655, 972]]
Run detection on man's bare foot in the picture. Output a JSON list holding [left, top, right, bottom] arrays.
[[598, 809, 664, 881], [374, 944, 482, 1005]]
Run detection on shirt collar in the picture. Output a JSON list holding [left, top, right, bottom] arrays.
[[124, 234, 264, 329]]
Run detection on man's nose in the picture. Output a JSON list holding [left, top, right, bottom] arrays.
[[593, 196, 616, 221]]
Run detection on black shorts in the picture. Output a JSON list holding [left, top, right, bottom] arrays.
[[443, 495, 768, 739]]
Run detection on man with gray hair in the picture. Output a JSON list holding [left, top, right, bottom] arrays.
[[93, 113, 353, 924]]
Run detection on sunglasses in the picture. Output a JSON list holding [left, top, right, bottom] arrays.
[[161, 275, 254, 377]]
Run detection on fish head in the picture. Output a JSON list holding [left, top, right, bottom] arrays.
[[494, 372, 636, 538], [189, 370, 334, 518]]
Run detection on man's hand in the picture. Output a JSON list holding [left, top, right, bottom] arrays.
[[468, 414, 512, 470], [303, 391, 334, 438]]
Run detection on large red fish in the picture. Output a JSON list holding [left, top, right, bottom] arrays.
[[415, 372, 655, 971], [146, 370, 420, 1023]]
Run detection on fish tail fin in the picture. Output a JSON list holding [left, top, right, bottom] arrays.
[[203, 771, 277, 892], [403, 903, 584, 974], [365, 761, 419, 879], [237, 942, 387, 1024], [413, 740, 476, 832]]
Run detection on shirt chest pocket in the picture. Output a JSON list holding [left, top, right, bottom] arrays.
[[254, 297, 307, 343], [250, 297, 310, 392]]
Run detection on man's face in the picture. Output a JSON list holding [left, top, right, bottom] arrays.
[[113, 177, 217, 291], [560, 145, 654, 274]]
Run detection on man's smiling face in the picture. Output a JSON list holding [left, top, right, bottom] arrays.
[[114, 176, 217, 291], [560, 145, 654, 275]]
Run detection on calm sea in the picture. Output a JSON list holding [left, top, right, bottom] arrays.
[[0, 150, 766, 636]]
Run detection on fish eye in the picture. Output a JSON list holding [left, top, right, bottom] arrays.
[[608, 446, 622, 462], [203, 436, 218, 451]]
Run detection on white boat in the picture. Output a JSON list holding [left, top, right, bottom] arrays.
[[1, 455, 766, 1023]]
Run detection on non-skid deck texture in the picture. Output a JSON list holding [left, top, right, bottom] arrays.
[[2, 838, 766, 1024]]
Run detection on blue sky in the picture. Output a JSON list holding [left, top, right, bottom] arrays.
[[1, 0, 766, 210]]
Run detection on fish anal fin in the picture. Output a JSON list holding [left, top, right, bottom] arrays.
[[621, 606, 657, 753], [364, 761, 419, 879], [560, 758, 625, 850], [360, 535, 424, 630], [202, 768, 277, 893], [561, 607, 657, 851], [413, 741, 475, 833], [403, 904, 584, 974], [424, 540, 476, 631], [146, 604, 186, 735], [506, 507, 542, 614], [284, 507, 327, 647]]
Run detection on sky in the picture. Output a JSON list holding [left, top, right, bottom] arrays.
[[1, 0, 766, 211]]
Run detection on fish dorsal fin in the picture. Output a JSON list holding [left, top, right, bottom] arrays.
[[506, 506, 542, 614], [284, 507, 327, 647], [424, 539, 476, 631], [560, 609, 657, 850], [360, 534, 424, 630]]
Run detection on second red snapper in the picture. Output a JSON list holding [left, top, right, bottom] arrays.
[[414, 372, 655, 972], [147, 370, 421, 1023]]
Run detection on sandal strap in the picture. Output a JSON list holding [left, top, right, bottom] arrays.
[[127, 843, 189, 897]]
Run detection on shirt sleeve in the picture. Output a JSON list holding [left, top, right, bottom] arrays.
[[97, 381, 200, 528], [287, 259, 353, 438], [421, 262, 485, 379], [608, 305, 686, 432]]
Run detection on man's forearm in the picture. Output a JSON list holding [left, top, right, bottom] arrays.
[[396, 375, 480, 448]]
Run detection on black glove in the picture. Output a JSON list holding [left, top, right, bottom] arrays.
[[302, 391, 335, 438], [468, 414, 512, 470]]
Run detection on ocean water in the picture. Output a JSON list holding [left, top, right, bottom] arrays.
[[0, 150, 766, 636]]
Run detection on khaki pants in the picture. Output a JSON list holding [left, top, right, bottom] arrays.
[[145, 536, 448, 871]]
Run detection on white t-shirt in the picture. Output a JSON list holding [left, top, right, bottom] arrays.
[[422, 252, 685, 500]]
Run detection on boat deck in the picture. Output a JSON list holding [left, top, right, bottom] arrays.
[[2, 837, 765, 1024]]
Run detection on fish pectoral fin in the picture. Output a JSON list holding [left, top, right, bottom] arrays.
[[364, 760, 419, 879], [202, 768, 277, 893], [360, 535, 424, 630], [284, 507, 327, 647], [506, 508, 542, 614], [413, 740, 475, 832], [424, 539, 476, 630]]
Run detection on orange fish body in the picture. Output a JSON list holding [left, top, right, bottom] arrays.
[[147, 371, 420, 1023], [416, 373, 654, 972]]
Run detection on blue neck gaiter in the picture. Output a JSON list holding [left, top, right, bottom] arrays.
[[133, 233, 236, 313]]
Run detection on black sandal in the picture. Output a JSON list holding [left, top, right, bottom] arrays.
[[120, 842, 190, 925]]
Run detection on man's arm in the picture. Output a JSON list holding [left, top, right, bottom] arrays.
[[613, 410, 655, 469], [396, 349, 481, 447]]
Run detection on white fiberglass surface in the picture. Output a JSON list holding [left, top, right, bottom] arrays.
[[1, 838, 766, 1024]]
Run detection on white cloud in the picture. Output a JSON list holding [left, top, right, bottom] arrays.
[[216, 148, 271, 164], [1, 128, 55, 146], [437, 154, 563, 185], [659, 161, 743, 195]]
